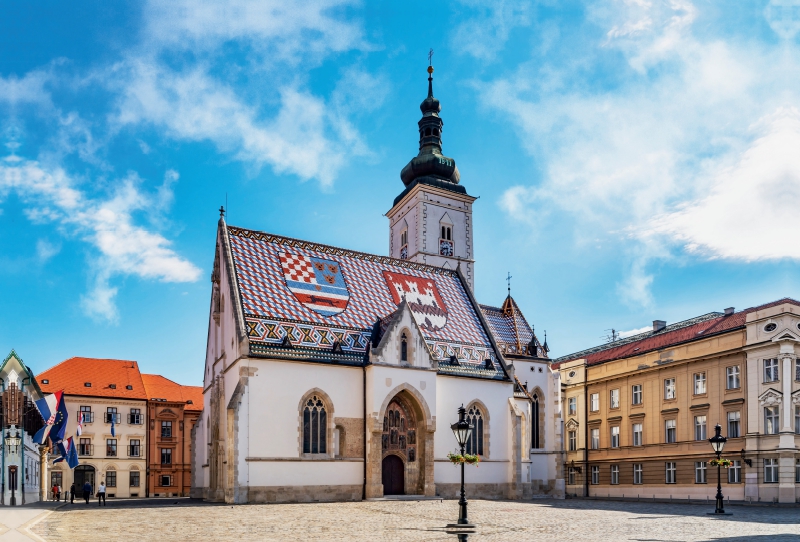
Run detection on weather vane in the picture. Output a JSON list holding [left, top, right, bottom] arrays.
[[506, 272, 512, 296], [428, 48, 434, 66]]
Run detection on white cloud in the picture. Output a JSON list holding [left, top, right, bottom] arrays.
[[36, 238, 61, 262], [451, 0, 532, 60], [618, 325, 652, 338], [0, 156, 201, 321]]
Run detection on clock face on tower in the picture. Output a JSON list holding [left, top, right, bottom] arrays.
[[439, 239, 454, 257]]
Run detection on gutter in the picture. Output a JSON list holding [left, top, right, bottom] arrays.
[[583, 375, 589, 498]]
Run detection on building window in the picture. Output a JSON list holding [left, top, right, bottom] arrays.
[[610, 465, 619, 485], [695, 462, 707, 484], [129, 439, 141, 457], [439, 226, 453, 256], [568, 430, 577, 451], [796, 459, 800, 483], [610, 426, 620, 448], [161, 448, 172, 465], [568, 467, 576, 485], [80, 405, 93, 423], [590, 393, 599, 412], [632, 423, 643, 446], [79, 438, 92, 456], [796, 359, 800, 381], [531, 395, 541, 449], [51, 471, 62, 489], [664, 378, 676, 400], [106, 439, 117, 457], [796, 405, 800, 435], [727, 411, 740, 438], [764, 359, 779, 383], [161, 421, 172, 438], [568, 397, 577, 416], [160, 475, 172, 487], [106, 471, 116, 488], [591, 465, 600, 485], [610, 389, 620, 409], [105, 407, 119, 424], [633, 464, 643, 485], [465, 405, 484, 456], [303, 395, 327, 454], [590, 428, 600, 450], [764, 458, 778, 483], [726, 366, 740, 389], [693, 373, 706, 395], [400, 333, 408, 362], [129, 408, 142, 425], [765, 406, 780, 434], [129, 471, 140, 487], [631, 384, 642, 405], [666, 462, 677, 484], [728, 460, 741, 483], [399, 230, 408, 260], [694, 415, 707, 441], [665, 419, 677, 443]]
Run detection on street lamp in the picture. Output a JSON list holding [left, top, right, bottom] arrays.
[[708, 424, 728, 515], [450, 405, 473, 527]]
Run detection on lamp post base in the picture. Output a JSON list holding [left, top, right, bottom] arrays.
[[446, 523, 476, 529], [706, 512, 733, 516]]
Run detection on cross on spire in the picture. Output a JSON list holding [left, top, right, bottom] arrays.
[[506, 272, 512, 296], [428, 48, 434, 66], [219, 205, 225, 218]]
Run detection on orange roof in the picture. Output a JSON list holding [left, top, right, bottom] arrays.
[[142, 374, 204, 411], [37, 357, 147, 400]]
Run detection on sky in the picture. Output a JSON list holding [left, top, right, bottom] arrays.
[[2, 0, 800, 385]]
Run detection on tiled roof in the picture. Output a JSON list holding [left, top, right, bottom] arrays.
[[142, 374, 203, 411], [554, 297, 800, 367], [37, 357, 147, 400], [227, 225, 500, 373], [480, 296, 546, 358]]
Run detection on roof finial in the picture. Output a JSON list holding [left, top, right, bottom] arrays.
[[506, 271, 512, 297], [427, 48, 434, 98], [219, 205, 225, 218]]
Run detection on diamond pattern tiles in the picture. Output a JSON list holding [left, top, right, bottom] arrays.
[[228, 226, 498, 367], [480, 299, 538, 356]]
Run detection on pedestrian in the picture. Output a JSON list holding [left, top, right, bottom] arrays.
[[57, 485, 62, 501], [70, 483, 76, 504], [98, 481, 106, 506], [51, 483, 58, 501], [82, 480, 92, 504]]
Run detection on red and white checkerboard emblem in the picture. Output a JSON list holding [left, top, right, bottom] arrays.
[[280, 251, 350, 317]]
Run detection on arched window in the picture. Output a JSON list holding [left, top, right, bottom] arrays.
[[303, 395, 327, 454], [465, 405, 484, 456], [401, 333, 408, 362], [531, 394, 540, 449], [425, 127, 431, 136]]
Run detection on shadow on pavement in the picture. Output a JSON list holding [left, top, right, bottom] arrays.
[[52, 497, 223, 511]]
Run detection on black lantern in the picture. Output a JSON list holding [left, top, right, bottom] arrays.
[[448, 405, 474, 528], [708, 424, 729, 515]]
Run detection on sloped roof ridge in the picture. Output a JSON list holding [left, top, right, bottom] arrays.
[[142, 373, 180, 386], [554, 312, 723, 363], [227, 225, 460, 277]]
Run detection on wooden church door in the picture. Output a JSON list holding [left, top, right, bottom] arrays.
[[381, 455, 404, 495]]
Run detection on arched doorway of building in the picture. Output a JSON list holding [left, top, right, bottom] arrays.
[[382, 455, 404, 495], [74, 465, 96, 493]]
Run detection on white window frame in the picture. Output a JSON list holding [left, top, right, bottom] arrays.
[[610, 464, 619, 485], [590, 428, 600, 450], [591, 465, 600, 485], [631, 384, 642, 405], [726, 365, 740, 390], [567, 467, 576, 485], [764, 458, 778, 483], [632, 423, 643, 447], [765, 406, 780, 435], [568, 430, 577, 451], [610, 426, 620, 448], [693, 372, 706, 395], [764, 358, 779, 383], [568, 397, 577, 416], [633, 463, 643, 485], [664, 378, 676, 400], [727, 411, 740, 438], [695, 461, 707, 484], [796, 405, 800, 435], [610, 389, 620, 409], [694, 415, 707, 441], [665, 462, 676, 484], [665, 419, 677, 443], [590, 393, 599, 412], [728, 460, 741, 483]]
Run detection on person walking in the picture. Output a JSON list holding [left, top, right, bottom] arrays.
[[70, 483, 76, 504], [82, 480, 92, 504], [51, 483, 58, 501], [97, 482, 106, 506], [57, 485, 62, 501]]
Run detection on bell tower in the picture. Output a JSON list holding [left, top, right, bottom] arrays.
[[387, 64, 477, 290]]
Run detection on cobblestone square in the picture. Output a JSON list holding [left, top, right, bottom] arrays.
[[27, 498, 800, 542]]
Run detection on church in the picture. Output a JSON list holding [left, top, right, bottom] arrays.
[[190, 66, 565, 504]]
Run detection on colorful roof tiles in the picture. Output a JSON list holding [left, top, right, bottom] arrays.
[[480, 296, 546, 358], [226, 225, 500, 372], [142, 374, 203, 411], [37, 357, 147, 400]]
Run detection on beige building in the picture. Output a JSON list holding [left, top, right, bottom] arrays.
[[557, 298, 800, 503], [38, 358, 148, 498]]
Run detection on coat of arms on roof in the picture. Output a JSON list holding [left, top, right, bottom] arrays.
[[382, 271, 448, 332], [279, 251, 350, 317]]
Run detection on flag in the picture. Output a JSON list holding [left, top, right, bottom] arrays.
[[32, 391, 63, 445], [52, 438, 68, 463], [76, 412, 83, 437], [66, 437, 79, 469], [50, 395, 69, 443], [111, 415, 116, 437]]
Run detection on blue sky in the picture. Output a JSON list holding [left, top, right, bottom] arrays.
[[2, 0, 800, 385]]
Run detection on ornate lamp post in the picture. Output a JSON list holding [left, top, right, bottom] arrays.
[[450, 405, 473, 527], [708, 424, 728, 515]]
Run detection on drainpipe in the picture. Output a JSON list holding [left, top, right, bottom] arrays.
[[362, 352, 369, 501], [583, 375, 589, 498]]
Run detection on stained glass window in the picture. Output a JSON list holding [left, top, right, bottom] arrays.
[[303, 395, 327, 454]]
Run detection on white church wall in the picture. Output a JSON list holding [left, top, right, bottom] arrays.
[[248, 460, 363, 486], [366, 364, 437, 422]]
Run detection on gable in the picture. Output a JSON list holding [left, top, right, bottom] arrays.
[[226, 226, 499, 372]]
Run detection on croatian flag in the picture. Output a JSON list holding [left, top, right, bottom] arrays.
[[76, 412, 83, 437], [33, 391, 65, 445]]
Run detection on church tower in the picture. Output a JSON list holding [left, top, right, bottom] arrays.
[[387, 65, 477, 290]]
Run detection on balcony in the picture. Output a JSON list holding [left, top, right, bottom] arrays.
[[128, 413, 143, 425], [79, 412, 95, 423], [127, 445, 141, 458], [78, 444, 93, 457], [104, 413, 122, 424]]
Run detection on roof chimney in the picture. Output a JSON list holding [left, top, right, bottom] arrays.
[[724, 307, 735, 316], [653, 320, 667, 332]]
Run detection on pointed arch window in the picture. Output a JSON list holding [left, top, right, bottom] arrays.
[[439, 225, 453, 256], [465, 405, 484, 456], [531, 394, 541, 449], [303, 395, 327, 454], [401, 333, 408, 362], [399, 228, 408, 260]]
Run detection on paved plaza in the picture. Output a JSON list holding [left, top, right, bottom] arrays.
[[1, 498, 793, 542]]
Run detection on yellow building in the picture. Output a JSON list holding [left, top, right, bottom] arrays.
[[557, 298, 800, 503]]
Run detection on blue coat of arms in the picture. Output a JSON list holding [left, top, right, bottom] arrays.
[[279, 252, 350, 317]]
